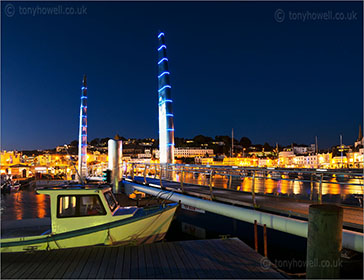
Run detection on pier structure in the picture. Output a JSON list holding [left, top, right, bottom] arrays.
[[1, 238, 285, 279], [157, 31, 175, 164], [77, 75, 88, 182], [122, 162, 364, 254]]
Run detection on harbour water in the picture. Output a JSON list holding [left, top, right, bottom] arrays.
[[175, 173, 363, 206]]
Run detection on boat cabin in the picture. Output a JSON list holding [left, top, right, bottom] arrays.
[[37, 185, 138, 234]]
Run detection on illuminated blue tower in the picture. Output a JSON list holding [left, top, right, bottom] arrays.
[[157, 31, 175, 164], [78, 75, 88, 181]]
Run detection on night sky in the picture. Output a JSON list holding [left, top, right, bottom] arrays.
[[1, 1, 363, 150]]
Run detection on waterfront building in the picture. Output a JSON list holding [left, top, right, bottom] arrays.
[[278, 151, 295, 167], [174, 147, 214, 158], [222, 157, 258, 167], [195, 157, 214, 165]]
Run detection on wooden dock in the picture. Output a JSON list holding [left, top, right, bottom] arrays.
[[130, 176, 364, 230], [1, 238, 285, 279]]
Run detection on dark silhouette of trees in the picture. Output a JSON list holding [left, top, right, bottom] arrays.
[[239, 137, 252, 149]]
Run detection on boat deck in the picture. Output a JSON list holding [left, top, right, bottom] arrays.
[[130, 177, 364, 230], [1, 238, 286, 279]]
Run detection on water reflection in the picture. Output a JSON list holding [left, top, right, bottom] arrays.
[[174, 172, 363, 201], [1, 190, 50, 221]]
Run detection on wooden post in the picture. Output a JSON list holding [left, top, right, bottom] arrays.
[[143, 165, 147, 184], [310, 174, 314, 201], [228, 175, 232, 189], [318, 173, 323, 204], [263, 224, 267, 257], [209, 170, 214, 200], [254, 220, 258, 252], [251, 171, 256, 207], [154, 164, 157, 179], [306, 204, 343, 279], [159, 165, 163, 188]]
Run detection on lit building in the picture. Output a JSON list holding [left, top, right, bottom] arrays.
[[174, 148, 214, 158], [195, 157, 214, 165], [222, 157, 258, 167], [278, 151, 295, 167]]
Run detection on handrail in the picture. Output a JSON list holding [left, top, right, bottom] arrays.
[[123, 162, 363, 206]]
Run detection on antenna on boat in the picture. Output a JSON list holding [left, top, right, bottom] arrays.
[[64, 144, 85, 185]]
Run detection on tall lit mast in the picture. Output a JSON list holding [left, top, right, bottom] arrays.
[[157, 31, 174, 164], [78, 75, 88, 182]]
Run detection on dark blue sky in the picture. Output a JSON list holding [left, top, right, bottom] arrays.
[[1, 1, 363, 150]]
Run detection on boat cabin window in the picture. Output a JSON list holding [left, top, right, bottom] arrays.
[[58, 195, 106, 218], [104, 191, 118, 212]]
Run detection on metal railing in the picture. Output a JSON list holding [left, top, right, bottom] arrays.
[[121, 162, 364, 207]]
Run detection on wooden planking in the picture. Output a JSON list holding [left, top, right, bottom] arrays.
[[1, 238, 286, 279], [130, 245, 139, 278], [112, 246, 125, 279], [208, 238, 258, 279], [68, 247, 93, 279], [45, 247, 73, 279], [137, 243, 147, 278], [2, 251, 40, 278], [143, 243, 156, 278], [160, 242, 180, 278], [156, 241, 174, 278], [168, 241, 198, 279], [78, 247, 98, 279], [121, 245, 131, 278], [177, 240, 209, 279], [103, 247, 119, 279], [87, 247, 106, 279], [52, 245, 80, 279], [11, 251, 49, 279]]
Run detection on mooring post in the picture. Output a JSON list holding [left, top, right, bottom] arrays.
[[318, 173, 323, 204], [159, 165, 163, 188], [254, 220, 258, 252], [143, 164, 147, 184], [306, 204, 343, 279], [209, 170, 214, 200], [263, 224, 268, 257], [154, 164, 157, 179], [310, 174, 314, 201], [251, 171, 256, 207]]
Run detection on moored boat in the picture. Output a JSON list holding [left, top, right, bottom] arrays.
[[1, 185, 178, 253]]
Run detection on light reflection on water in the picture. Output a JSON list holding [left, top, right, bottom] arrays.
[[177, 172, 363, 201], [1, 190, 50, 221]]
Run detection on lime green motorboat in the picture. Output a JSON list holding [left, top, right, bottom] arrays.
[[1, 185, 178, 253]]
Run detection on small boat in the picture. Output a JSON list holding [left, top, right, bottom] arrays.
[[335, 174, 350, 182], [270, 172, 282, 180], [10, 183, 21, 192], [1, 185, 178, 253]]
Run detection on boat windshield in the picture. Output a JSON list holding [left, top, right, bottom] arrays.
[[104, 191, 118, 212]]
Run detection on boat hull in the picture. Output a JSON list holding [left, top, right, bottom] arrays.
[[1, 204, 178, 253]]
